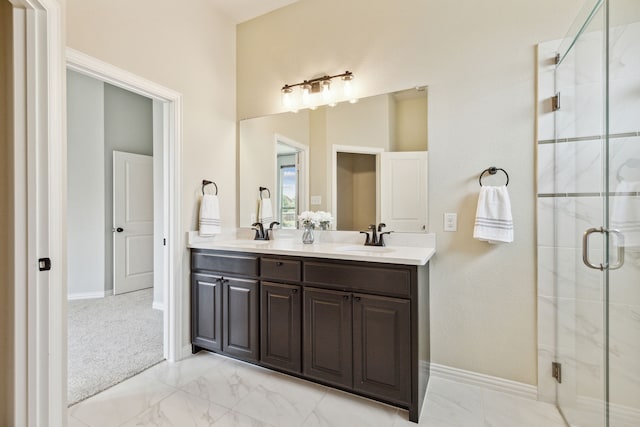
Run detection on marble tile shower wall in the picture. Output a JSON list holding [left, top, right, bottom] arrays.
[[537, 20, 640, 427]]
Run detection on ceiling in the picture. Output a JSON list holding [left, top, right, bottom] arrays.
[[210, 0, 299, 23]]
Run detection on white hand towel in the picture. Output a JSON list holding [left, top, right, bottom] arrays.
[[473, 185, 514, 243], [199, 194, 221, 236], [610, 181, 640, 248], [259, 198, 274, 226]]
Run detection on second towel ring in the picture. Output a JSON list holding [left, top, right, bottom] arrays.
[[202, 180, 218, 195], [259, 186, 271, 199], [479, 167, 509, 187]]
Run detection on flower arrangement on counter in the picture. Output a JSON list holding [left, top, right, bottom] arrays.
[[297, 211, 333, 230]]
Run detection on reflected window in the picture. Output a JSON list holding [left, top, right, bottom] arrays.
[[278, 156, 298, 228]]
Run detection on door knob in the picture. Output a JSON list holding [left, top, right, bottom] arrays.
[[116, 227, 124, 233]]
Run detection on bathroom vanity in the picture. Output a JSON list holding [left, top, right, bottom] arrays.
[[189, 238, 433, 422]]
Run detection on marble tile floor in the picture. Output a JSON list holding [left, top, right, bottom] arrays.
[[68, 352, 567, 427]]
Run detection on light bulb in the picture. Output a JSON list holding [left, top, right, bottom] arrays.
[[282, 91, 293, 110], [302, 84, 311, 106], [322, 80, 332, 102], [342, 72, 357, 104]]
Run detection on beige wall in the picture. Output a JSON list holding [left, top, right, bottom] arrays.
[[238, 0, 583, 384], [0, 0, 13, 422], [66, 0, 236, 347], [395, 96, 428, 152]]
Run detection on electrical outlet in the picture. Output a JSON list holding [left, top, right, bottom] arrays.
[[444, 213, 457, 232], [310, 195, 322, 205]]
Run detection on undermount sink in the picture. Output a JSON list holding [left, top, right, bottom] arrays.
[[336, 245, 395, 253]]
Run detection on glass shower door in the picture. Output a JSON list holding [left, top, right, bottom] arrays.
[[554, 1, 608, 426], [554, 1, 640, 426], [607, 1, 640, 425]]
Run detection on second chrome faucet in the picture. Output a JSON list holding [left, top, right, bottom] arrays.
[[360, 223, 392, 246], [252, 221, 280, 240]]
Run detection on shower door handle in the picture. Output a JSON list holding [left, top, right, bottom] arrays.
[[583, 227, 605, 270], [582, 227, 625, 270], [608, 229, 624, 270]]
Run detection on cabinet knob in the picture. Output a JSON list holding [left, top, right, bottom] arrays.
[[343, 295, 350, 300], [354, 296, 361, 302], [277, 261, 283, 266], [291, 288, 298, 294]]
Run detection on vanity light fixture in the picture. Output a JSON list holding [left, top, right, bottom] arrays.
[[281, 70, 356, 111]]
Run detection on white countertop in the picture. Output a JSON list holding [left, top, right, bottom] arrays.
[[188, 231, 435, 266]]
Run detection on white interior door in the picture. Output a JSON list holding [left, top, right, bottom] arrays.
[[380, 151, 428, 232], [113, 151, 154, 295]]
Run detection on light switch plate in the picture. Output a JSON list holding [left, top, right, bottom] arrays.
[[310, 195, 322, 205], [444, 213, 457, 232]]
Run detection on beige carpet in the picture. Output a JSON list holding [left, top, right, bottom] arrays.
[[67, 288, 163, 406]]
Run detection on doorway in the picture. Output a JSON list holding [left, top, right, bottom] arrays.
[[336, 152, 376, 231], [66, 70, 163, 404], [275, 134, 308, 228]]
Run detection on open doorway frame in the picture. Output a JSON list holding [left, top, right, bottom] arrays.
[[331, 144, 384, 229], [66, 48, 183, 360], [274, 133, 308, 227]]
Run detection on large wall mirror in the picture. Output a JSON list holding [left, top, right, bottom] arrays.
[[239, 87, 428, 232]]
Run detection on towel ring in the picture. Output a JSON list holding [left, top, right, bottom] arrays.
[[202, 180, 218, 196], [479, 167, 509, 186], [259, 186, 271, 199]]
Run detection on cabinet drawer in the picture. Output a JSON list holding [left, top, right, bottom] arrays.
[[192, 250, 259, 277], [261, 257, 301, 282], [304, 261, 411, 298]]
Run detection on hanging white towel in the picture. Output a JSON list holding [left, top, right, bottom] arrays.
[[199, 194, 221, 236], [473, 185, 514, 243], [610, 181, 640, 248], [259, 198, 274, 226]]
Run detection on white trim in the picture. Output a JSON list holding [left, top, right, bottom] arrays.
[[330, 144, 384, 228], [67, 291, 111, 301], [152, 302, 165, 311], [430, 363, 538, 400], [182, 344, 194, 359], [65, 48, 184, 364], [10, 0, 67, 424], [273, 134, 309, 220], [11, 6, 27, 426]]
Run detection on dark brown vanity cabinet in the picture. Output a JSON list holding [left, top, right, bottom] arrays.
[[352, 293, 411, 405], [191, 248, 430, 423], [303, 287, 353, 388], [260, 281, 301, 373], [191, 272, 222, 352], [222, 277, 259, 361], [191, 250, 260, 362], [303, 287, 411, 405]]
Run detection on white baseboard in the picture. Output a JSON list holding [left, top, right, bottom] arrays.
[[182, 345, 194, 360], [152, 301, 165, 311], [430, 363, 537, 400], [67, 290, 111, 300]]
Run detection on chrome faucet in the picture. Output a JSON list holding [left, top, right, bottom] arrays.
[[361, 223, 392, 246], [252, 221, 280, 240]]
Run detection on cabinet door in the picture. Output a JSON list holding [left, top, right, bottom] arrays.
[[191, 273, 222, 352], [353, 293, 411, 405], [303, 287, 352, 388], [223, 277, 259, 361], [260, 282, 301, 373]]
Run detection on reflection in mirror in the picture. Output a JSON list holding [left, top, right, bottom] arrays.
[[239, 87, 428, 232], [277, 139, 306, 228]]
